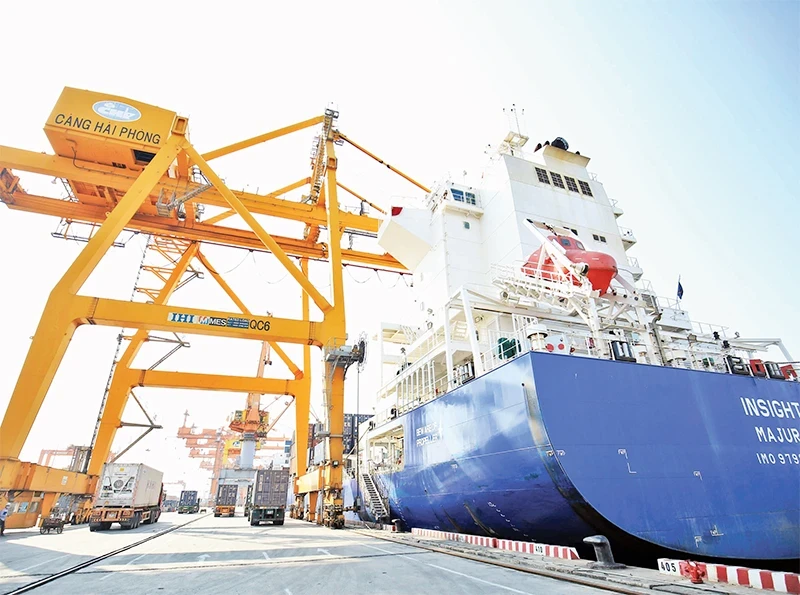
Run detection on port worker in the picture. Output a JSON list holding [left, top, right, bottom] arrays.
[[0, 504, 9, 536]]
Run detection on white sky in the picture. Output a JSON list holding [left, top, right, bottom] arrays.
[[0, 1, 797, 498]]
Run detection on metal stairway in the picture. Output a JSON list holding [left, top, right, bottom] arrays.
[[360, 472, 389, 521]]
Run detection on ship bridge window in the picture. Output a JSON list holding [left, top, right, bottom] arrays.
[[578, 180, 593, 196], [592, 234, 607, 243], [450, 188, 465, 202], [565, 177, 579, 192], [464, 191, 477, 205], [551, 172, 565, 189], [535, 167, 551, 184]]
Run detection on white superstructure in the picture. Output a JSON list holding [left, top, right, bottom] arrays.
[[370, 131, 797, 430]]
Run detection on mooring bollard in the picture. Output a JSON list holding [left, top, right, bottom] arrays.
[[583, 535, 626, 569]]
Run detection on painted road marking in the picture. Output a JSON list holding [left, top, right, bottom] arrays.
[[98, 532, 178, 581], [426, 563, 533, 595], [19, 554, 72, 573], [360, 543, 533, 594]]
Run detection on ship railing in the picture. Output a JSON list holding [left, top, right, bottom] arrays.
[[396, 372, 449, 416], [373, 362, 450, 427], [656, 295, 681, 310], [479, 327, 531, 374], [491, 261, 591, 297], [691, 320, 730, 338], [377, 334, 447, 400], [636, 278, 656, 293]]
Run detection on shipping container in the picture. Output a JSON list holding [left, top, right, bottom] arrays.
[[216, 484, 237, 506], [178, 490, 199, 514], [95, 463, 163, 508], [90, 463, 164, 531], [248, 468, 289, 526], [252, 469, 290, 507], [179, 490, 198, 506]]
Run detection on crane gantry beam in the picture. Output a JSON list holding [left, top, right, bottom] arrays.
[[0, 146, 385, 235], [0, 87, 422, 529]]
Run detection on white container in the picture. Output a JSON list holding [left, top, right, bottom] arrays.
[[95, 463, 163, 508]]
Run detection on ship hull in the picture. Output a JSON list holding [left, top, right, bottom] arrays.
[[365, 352, 800, 562]]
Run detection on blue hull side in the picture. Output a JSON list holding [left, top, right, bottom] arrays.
[[374, 352, 800, 561]]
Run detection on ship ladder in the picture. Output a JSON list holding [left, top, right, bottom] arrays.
[[360, 472, 389, 521]]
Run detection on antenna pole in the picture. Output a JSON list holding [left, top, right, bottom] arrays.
[[512, 103, 521, 136]]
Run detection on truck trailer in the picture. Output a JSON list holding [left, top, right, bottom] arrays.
[[90, 463, 164, 531], [214, 483, 237, 517], [178, 490, 199, 514], [248, 468, 289, 526]]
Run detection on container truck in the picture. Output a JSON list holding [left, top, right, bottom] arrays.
[[214, 483, 237, 517], [178, 490, 199, 514], [90, 463, 164, 531], [248, 468, 289, 526]]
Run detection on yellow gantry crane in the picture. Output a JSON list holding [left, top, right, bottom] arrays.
[[0, 87, 425, 528]]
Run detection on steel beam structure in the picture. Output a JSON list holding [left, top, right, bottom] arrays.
[[0, 93, 422, 529]]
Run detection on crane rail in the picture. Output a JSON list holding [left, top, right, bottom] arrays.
[[4, 513, 210, 595], [354, 530, 653, 595]]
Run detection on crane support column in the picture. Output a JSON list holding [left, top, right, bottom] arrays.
[[292, 258, 313, 519], [319, 137, 348, 528], [0, 133, 185, 460]]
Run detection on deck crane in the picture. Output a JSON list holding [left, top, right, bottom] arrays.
[[0, 87, 422, 528]]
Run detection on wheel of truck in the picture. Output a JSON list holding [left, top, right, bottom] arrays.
[[134, 512, 142, 529], [250, 520, 258, 526], [273, 521, 284, 526], [102, 522, 112, 531], [214, 513, 220, 517], [56, 526, 63, 534]]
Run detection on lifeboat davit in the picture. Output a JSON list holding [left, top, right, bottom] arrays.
[[522, 235, 618, 295]]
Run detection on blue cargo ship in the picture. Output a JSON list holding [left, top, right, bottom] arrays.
[[337, 131, 799, 563], [346, 351, 799, 562]]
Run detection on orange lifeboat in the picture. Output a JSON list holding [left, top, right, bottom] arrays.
[[522, 235, 618, 295]]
